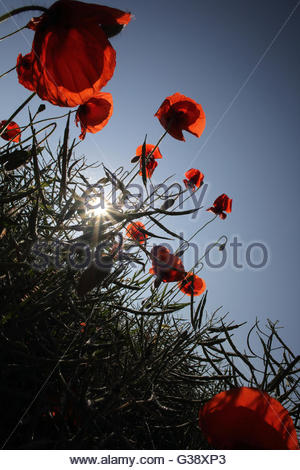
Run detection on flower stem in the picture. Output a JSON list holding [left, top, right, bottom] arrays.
[[0, 25, 26, 41], [187, 214, 218, 243], [0, 65, 16, 79], [0, 6, 47, 24], [0, 91, 36, 137], [126, 129, 169, 187], [147, 129, 168, 159]]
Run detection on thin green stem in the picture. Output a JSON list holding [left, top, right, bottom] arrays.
[[0, 92, 36, 137], [0, 25, 26, 41], [126, 130, 169, 187], [174, 215, 217, 256], [186, 214, 218, 243], [0, 6, 47, 24], [0, 65, 16, 79], [33, 110, 77, 126], [147, 129, 168, 159]]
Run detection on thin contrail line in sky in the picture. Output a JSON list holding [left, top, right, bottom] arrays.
[[189, 0, 300, 167]]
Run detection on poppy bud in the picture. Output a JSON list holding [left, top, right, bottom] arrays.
[[160, 198, 176, 210], [101, 23, 124, 38], [37, 104, 46, 113]]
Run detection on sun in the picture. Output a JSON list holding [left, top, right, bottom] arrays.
[[87, 197, 107, 217]]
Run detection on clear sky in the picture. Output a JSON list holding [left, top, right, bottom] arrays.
[[1, 0, 300, 353]]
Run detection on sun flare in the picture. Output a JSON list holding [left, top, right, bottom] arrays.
[[87, 197, 107, 217]]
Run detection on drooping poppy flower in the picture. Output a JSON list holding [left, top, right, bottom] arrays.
[[198, 387, 299, 450], [183, 168, 204, 191], [0, 120, 21, 143], [126, 221, 148, 244], [155, 92, 206, 141], [135, 144, 163, 179], [178, 272, 206, 296], [149, 245, 186, 282], [75, 92, 113, 140], [17, 0, 131, 107], [207, 193, 232, 220]]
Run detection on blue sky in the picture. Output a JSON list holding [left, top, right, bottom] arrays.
[[1, 0, 300, 353]]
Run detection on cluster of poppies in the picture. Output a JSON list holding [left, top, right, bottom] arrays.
[[125, 91, 232, 298], [3, 2, 298, 450], [124, 228, 206, 297]]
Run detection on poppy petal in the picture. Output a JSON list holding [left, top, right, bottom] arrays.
[[199, 387, 299, 450], [178, 273, 206, 296], [0, 120, 21, 143], [31, 24, 116, 107], [155, 93, 206, 141], [16, 52, 37, 92], [126, 221, 148, 244], [75, 92, 113, 140], [207, 194, 232, 219], [184, 168, 204, 190], [136, 144, 163, 179], [150, 245, 186, 282]]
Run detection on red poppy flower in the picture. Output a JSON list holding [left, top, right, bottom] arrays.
[[149, 245, 186, 282], [199, 387, 299, 450], [17, 0, 131, 107], [135, 144, 163, 179], [16, 52, 37, 92], [75, 92, 113, 140], [178, 272, 206, 296], [126, 221, 148, 244], [155, 93, 206, 141], [207, 193, 232, 220], [183, 168, 204, 191], [0, 120, 21, 143]]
